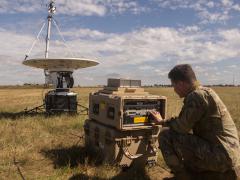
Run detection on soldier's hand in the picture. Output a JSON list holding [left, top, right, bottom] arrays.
[[148, 110, 164, 125]]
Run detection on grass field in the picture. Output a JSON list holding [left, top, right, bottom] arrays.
[[0, 87, 239, 179]]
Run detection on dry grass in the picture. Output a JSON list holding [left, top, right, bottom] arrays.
[[0, 87, 239, 179]]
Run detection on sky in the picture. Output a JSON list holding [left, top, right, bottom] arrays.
[[0, 0, 240, 86]]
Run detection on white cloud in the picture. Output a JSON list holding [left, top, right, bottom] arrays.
[[0, 0, 146, 16], [153, 0, 239, 24], [0, 0, 41, 13], [103, 0, 148, 14], [1, 26, 240, 85], [206, 1, 215, 8], [138, 65, 154, 70], [57, 0, 106, 16], [181, 26, 200, 32], [154, 69, 169, 76], [199, 10, 230, 24], [221, 0, 233, 7], [228, 65, 238, 69], [232, 4, 240, 11], [62, 28, 113, 40]]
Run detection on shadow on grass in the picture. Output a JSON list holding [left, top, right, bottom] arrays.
[[41, 145, 104, 169], [0, 111, 47, 120], [69, 166, 151, 180], [0, 111, 80, 120], [68, 167, 239, 180], [69, 174, 105, 180], [41, 145, 152, 180]]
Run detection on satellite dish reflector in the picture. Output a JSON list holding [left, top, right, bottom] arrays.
[[22, 58, 99, 70]]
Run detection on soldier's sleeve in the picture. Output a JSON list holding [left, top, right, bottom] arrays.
[[164, 92, 207, 134]]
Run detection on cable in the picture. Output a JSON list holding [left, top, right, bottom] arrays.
[[24, 22, 46, 60], [52, 18, 75, 57], [25, 1, 75, 59]]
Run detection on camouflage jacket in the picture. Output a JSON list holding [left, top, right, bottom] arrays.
[[165, 86, 240, 168]]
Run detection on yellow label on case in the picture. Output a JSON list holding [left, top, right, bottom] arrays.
[[134, 116, 148, 123], [100, 102, 106, 109]]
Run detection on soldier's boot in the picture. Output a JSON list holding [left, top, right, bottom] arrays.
[[189, 169, 239, 180]]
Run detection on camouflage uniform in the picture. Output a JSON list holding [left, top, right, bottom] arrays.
[[159, 86, 240, 178]]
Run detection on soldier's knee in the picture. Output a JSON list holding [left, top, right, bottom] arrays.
[[159, 127, 171, 138], [158, 127, 173, 147]]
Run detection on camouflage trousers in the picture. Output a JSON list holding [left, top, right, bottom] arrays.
[[159, 127, 235, 174]]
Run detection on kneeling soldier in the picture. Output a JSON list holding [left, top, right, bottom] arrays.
[[149, 64, 240, 180]]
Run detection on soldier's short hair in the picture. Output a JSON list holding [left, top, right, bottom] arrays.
[[168, 64, 197, 84]]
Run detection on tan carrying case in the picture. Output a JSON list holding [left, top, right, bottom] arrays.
[[84, 119, 161, 167], [89, 87, 167, 130]]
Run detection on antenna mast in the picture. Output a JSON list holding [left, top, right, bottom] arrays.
[[233, 73, 235, 86], [45, 0, 56, 58]]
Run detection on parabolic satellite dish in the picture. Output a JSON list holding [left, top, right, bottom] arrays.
[[23, 58, 99, 70], [22, 0, 99, 114]]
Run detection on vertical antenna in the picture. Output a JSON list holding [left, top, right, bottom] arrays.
[[44, 0, 56, 80], [45, 0, 56, 58], [233, 73, 235, 86]]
